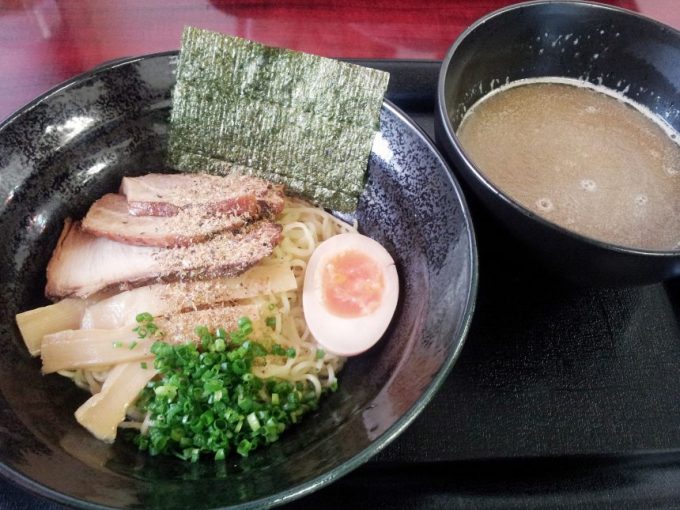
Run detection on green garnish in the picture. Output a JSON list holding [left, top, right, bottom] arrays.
[[112, 341, 123, 349], [133, 317, 330, 462], [168, 26, 390, 212], [315, 349, 325, 360], [140, 362, 148, 370], [136, 312, 153, 322], [134, 312, 159, 339], [265, 316, 276, 329], [271, 344, 286, 356], [129, 341, 138, 350]]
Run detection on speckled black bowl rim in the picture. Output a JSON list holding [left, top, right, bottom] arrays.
[[0, 51, 479, 509], [437, 0, 680, 259]]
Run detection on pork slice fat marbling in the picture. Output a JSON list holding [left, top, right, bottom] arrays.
[[81, 193, 253, 247], [120, 173, 285, 218], [45, 218, 282, 300]]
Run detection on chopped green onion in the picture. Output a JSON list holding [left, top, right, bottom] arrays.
[[154, 385, 177, 400], [133, 312, 159, 339], [271, 344, 286, 356], [129, 341, 138, 350], [132, 316, 330, 462], [112, 341, 123, 349], [136, 312, 153, 323], [246, 412, 261, 432], [213, 338, 226, 352], [237, 439, 252, 457], [237, 316, 253, 335], [195, 325, 210, 337]]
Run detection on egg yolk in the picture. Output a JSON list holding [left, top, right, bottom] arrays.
[[321, 250, 385, 318]]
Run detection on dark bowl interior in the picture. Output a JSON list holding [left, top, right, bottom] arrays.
[[0, 53, 477, 508], [435, 0, 680, 286]]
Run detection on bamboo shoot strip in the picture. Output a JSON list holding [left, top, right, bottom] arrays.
[[41, 329, 154, 374], [80, 261, 296, 329], [75, 361, 157, 442], [42, 303, 259, 373], [16, 299, 88, 357]]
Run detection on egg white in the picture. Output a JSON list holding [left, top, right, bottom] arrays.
[[302, 233, 399, 356]]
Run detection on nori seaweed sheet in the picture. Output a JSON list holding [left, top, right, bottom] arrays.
[[168, 27, 389, 212]]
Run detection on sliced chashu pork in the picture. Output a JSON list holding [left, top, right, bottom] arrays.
[[82, 193, 253, 247], [45, 218, 282, 300], [120, 173, 285, 217]]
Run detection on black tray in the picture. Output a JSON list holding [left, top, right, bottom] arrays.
[[4, 60, 680, 509]]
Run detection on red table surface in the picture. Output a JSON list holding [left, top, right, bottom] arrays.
[[0, 0, 679, 123]]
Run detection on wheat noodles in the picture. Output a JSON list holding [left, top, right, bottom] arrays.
[[60, 198, 356, 423]]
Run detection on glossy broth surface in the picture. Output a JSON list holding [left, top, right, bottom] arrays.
[[457, 78, 680, 250]]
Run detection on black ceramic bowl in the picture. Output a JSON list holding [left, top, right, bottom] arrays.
[[435, 0, 680, 286], [0, 53, 477, 508]]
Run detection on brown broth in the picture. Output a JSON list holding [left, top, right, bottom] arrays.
[[457, 78, 680, 250]]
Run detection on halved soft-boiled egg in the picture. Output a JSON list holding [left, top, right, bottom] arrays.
[[303, 232, 399, 356]]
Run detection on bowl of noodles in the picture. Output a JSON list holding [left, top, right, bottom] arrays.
[[0, 52, 477, 508]]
